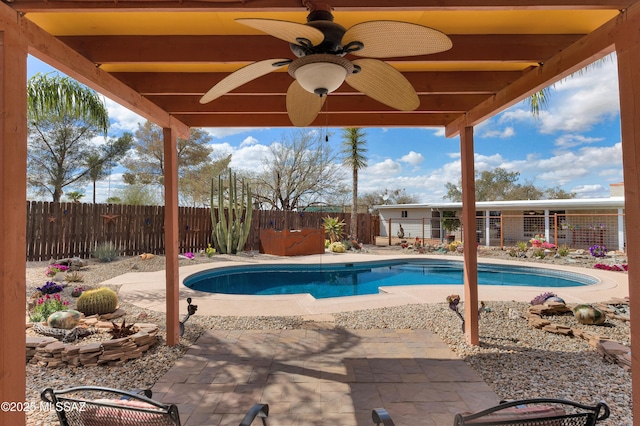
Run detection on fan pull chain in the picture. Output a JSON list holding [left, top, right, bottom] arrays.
[[324, 95, 329, 142]]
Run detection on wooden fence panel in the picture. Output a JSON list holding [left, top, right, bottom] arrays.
[[25, 202, 376, 261]]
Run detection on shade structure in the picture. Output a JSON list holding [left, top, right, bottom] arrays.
[[2, 2, 640, 426]]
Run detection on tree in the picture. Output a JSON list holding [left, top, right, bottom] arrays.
[[443, 167, 576, 201], [85, 133, 133, 203], [122, 121, 212, 185], [253, 130, 344, 210], [179, 154, 232, 207], [359, 188, 420, 214], [341, 128, 368, 240], [27, 73, 111, 202], [108, 184, 160, 205], [65, 190, 84, 202]]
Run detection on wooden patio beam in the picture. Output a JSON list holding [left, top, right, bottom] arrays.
[[0, 27, 28, 426], [445, 6, 632, 137], [113, 71, 524, 96], [460, 126, 479, 345], [163, 127, 180, 347], [175, 112, 460, 128], [147, 94, 491, 114], [9, 0, 632, 13], [615, 20, 640, 426], [60, 34, 582, 64], [0, 2, 190, 137]]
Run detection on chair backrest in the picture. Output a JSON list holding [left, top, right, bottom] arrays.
[[41, 386, 181, 426], [453, 398, 610, 426]]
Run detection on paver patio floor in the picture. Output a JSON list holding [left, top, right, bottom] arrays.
[[151, 327, 500, 425]]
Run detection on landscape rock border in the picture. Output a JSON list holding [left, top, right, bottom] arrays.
[[527, 298, 631, 370], [26, 313, 159, 368]]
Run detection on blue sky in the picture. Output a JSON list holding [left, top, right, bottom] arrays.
[[28, 55, 623, 204]]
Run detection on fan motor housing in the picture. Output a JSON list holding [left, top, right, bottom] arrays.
[[290, 20, 347, 57]]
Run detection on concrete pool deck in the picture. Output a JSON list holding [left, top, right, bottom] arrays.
[[108, 253, 629, 317]]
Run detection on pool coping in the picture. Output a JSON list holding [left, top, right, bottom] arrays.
[[109, 253, 629, 317]]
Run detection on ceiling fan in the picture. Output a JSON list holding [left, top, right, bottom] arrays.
[[199, 0, 453, 127]]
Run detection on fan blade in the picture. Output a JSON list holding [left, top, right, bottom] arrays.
[[200, 59, 290, 104], [343, 21, 452, 58], [236, 18, 325, 47], [286, 80, 325, 127], [345, 59, 419, 111]]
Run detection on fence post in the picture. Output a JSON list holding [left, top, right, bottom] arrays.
[[500, 217, 504, 249], [388, 218, 392, 246], [554, 213, 558, 246]]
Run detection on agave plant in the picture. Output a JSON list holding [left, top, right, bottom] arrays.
[[323, 216, 346, 243]]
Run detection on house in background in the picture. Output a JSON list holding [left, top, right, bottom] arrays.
[[376, 183, 626, 251]]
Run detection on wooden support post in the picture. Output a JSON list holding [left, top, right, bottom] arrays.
[[0, 29, 28, 426], [163, 127, 180, 346], [460, 126, 479, 345], [616, 27, 640, 426]]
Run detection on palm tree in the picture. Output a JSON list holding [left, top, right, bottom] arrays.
[[85, 133, 133, 203], [27, 73, 111, 201], [341, 128, 368, 242], [27, 73, 109, 134]]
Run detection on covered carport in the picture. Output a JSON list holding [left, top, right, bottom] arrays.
[[1, 1, 639, 424]]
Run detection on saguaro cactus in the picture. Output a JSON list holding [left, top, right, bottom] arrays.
[[211, 169, 253, 254]]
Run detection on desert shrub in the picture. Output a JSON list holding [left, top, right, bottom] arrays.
[[557, 245, 570, 256], [65, 271, 84, 283], [516, 241, 528, 252], [93, 242, 119, 262]]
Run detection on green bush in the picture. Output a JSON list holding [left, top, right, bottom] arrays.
[[557, 244, 570, 256], [93, 242, 119, 262]]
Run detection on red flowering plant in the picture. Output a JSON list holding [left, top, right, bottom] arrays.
[[29, 293, 70, 322], [594, 263, 628, 272], [45, 263, 69, 277]]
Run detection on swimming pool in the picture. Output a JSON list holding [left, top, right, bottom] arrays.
[[183, 259, 598, 299]]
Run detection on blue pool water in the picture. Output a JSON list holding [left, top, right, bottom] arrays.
[[184, 259, 597, 299]]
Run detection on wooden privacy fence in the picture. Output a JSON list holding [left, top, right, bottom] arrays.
[[26, 201, 377, 261]]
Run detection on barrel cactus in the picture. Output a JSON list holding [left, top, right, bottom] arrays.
[[328, 242, 346, 253], [76, 287, 118, 316]]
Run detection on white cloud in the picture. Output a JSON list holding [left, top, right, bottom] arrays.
[[532, 143, 622, 185], [364, 159, 403, 177], [480, 126, 515, 139], [554, 134, 604, 148], [240, 136, 259, 147], [210, 142, 271, 173], [399, 151, 424, 166], [570, 184, 607, 198], [203, 128, 263, 138], [496, 59, 620, 135], [105, 99, 144, 133]]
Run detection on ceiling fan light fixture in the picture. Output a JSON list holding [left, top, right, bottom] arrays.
[[289, 54, 353, 96]]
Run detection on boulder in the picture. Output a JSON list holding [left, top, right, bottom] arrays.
[[47, 310, 82, 329], [573, 304, 606, 325]]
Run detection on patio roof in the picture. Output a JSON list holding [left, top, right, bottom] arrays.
[[2, 0, 631, 133], [2, 2, 640, 425]]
